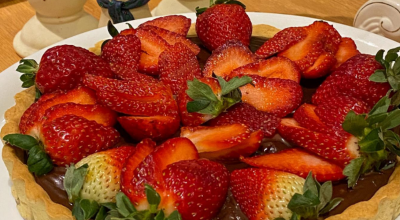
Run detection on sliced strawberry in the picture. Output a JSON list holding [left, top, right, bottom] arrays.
[[117, 115, 180, 141], [332, 37, 360, 69], [239, 76, 303, 117], [101, 34, 141, 80], [314, 95, 370, 130], [40, 114, 120, 166], [121, 139, 156, 203], [312, 54, 390, 107], [255, 27, 307, 58], [122, 137, 198, 208], [138, 15, 191, 36], [199, 130, 263, 161], [140, 25, 200, 55], [231, 168, 305, 220], [120, 28, 137, 36], [20, 87, 97, 136], [39, 103, 117, 128], [293, 103, 340, 136], [240, 148, 345, 182], [135, 28, 171, 75], [207, 103, 281, 137], [203, 40, 256, 78], [229, 57, 301, 83], [303, 52, 337, 78], [180, 124, 262, 160], [162, 159, 229, 219], [83, 74, 178, 117], [177, 78, 221, 126], [158, 42, 202, 95], [278, 118, 360, 166]]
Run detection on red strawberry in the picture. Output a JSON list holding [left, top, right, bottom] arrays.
[[140, 25, 200, 55], [121, 137, 198, 209], [40, 114, 120, 166], [158, 42, 202, 95], [135, 28, 171, 75], [314, 95, 370, 130], [34, 45, 114, 94], [229, 57, 301, 83], [19, 87, 97, 136], [162, 159, 229, 220], [120, 27, 137, 36], [332, 37, 360, 70], [256, 21, 341, 78], [196, 2, 252, 51], [121, 139, 156, 203], [230, 168, 305, 220], [239, 76, 303, 117], [278, 118, 360, 166], [293, 103, 341, 137], [83, 74, 178, 117], [203, 40, 256, 78], [312, 54, 390, 107], [180, 123, 262, 160], [117, 115, 180, 141], [207, 103, 281, 137], [177, 77, 221, 126], [101, 34, 141, 80], [75, 146, 136, 203], [138, 15, 191, 36], [240, 148, 345, 182]]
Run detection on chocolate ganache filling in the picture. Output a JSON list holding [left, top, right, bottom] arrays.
[[33, 36, 396, 219]]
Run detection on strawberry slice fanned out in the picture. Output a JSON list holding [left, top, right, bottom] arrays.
[[101, 34, 141, 80], [278, 118, 359, 167], [180, 123, 262, 160], [332, 37, 360, 70], [229, 57, 301, 83], [207, 103, 281, 137], [240, 148, 345, 182], [138, 15, 191, 36], [158, 42, 202, 95], [203, 40, 256, 77], [239, 76, 303, 117]]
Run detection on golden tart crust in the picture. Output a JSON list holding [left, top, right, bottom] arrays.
[[2, 24, 400, 220]]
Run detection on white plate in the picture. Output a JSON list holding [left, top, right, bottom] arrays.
[[1, 12, 399, 220]]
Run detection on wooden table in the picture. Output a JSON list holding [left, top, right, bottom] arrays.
[[0, 0, 368, 73]]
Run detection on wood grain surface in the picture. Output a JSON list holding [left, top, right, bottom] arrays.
[[0, 0, 367, 73]]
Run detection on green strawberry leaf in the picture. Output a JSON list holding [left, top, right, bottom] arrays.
[[319, 197, 344, 214], [64, 163, 89, 203], [101, 39, 111, 51], [391, 91, 400, 106], [342, 111, 368, 138], [217, 75, 253, 96], [394, 56, 400, 74], [115, 192, 137, 217], [35, 87, 42, 100], [72, 198, 100, 220], [186, 78, 218, 102], [343, 157, 365, 188], [126, 23, 134, 29], [382, 162, 396, 170], [154, 210, 165, 220], [380, 108, 400, 130], [95, 206, 108, 220], [166, 210, 182, 220], [369, 96, 391, 116], [107, 20, 119, 37], [16, 59, 38, 74], [302, 172, 319, 196], [388, 75, 400, 90], [26, 145, 54, 176], [3, 134, 38, 150], [318, 181, 333, 212], [366, 112, 388, 126], [359, 128, 385, 153], [145, 184, 161, 213], [195, 6, 208, 16], [375, 49, 385, 65], [369, 70, 388, 83], [187, 99, 211, 113]]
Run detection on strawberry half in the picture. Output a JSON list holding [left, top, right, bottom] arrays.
[[135, 28, 171, 75], [40, 114, 120, 166], [332, 37, 360, 70], [203, 40, 256, 78], [229, 57, 301, 83], [101, 34, 141, 80], [121, 137, 198, 210], [163, 159, 229, 220], [240, 148, 345, 182], [180, 123, 262, 160], [278, 118, 360, 166], [239, 76, 303, 117], [196, 1, 252, 51], [140, 25, 200, 55], [158, 42, 202, 95], [74, 146, 136, 203], [207, 103, 281, 137], [19, 86, 97, 136], [231, 168, 305, 220], [138, 15, 191, 36]]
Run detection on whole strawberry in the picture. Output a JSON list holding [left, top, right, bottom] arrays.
[[18, 45, 114, 94], [195, 0, 252, 51]]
